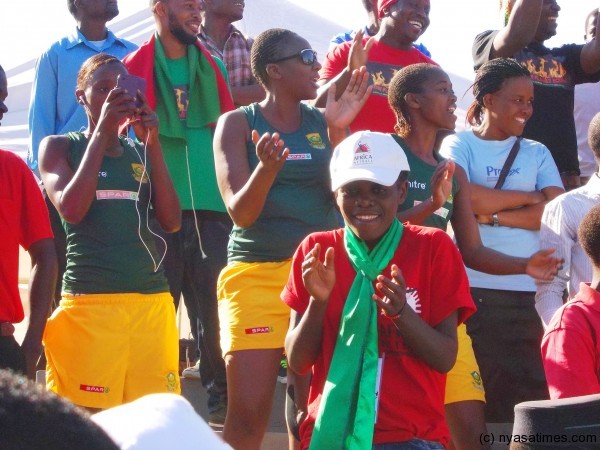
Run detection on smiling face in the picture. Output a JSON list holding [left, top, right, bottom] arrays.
[[386, 0, 430, 44], [0, 68, 7, 126], [412, 69, 457, 132], [483, 75, 534, 140], [533, 0, 560, 43], [336, 179, 407, 250], [156, 0, 202, 45]]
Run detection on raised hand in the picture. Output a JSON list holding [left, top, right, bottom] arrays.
[[430, 159, 455, 209], [324, 66, 372, 130], [373, 264, 407, 318], [131, 90, 159, 145], [96, 87, 137, 135], [253, 130, 289, 174], [347, 28, 375, 73], [302, 243, 336, 303], [525, 248, 563, 281]]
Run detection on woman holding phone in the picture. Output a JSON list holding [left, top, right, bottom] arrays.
[[39, 53, 181, 410]]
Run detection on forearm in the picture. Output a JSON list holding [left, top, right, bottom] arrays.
[[231, 84, 265, 107], [314, 70, 352, 108], [492, 0, 543, 58], [461, 245, 528, 275], [390, 310, 458, 373], [146, 142, 181, 232], [227, 164, 279, 228], [285, 301, 328, 375], [23, 240, 56, 351], [470, 183, 541, 214], [327, 125, 348, 150], [494, 202, 545, 230], [535, 279, 567, 327], [581, 36, 600, 75], [397, 198, 441, 225]]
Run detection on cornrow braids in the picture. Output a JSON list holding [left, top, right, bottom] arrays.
[[388, 63, 443, 138], [466, 57, 530, 126], [251, 28, 300, 88]]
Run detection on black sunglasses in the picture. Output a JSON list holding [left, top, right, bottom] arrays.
[[272, 49, 318, 66]]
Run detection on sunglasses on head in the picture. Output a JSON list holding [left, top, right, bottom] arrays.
[[272, 49, 318, 66]]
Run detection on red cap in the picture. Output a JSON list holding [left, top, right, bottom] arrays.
[[378, 0, 398, 18]]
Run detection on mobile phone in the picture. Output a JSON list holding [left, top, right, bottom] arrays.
[[116, 74, 146, 107]]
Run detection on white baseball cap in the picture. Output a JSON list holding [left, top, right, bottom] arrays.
[[330, 131, 410, 191]]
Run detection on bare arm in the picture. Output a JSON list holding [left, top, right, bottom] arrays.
[[285, 244, 336, 374], [230, 84, 266, 107], [397, 160, 454, 225], [22, 238, 57, 379], [469, 182, 545, 214], [477, 185, 564, 230], [490, 0, 543, 58], [39, 88, 138, 223], [314, 30, 375, 108], [452, 167, 561, 280], [374, 265, 458, 373], [131, 92, 181, 232], [213, 110, 289, 228], [581, 9, 600, 74]]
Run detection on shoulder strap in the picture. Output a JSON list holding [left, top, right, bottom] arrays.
[[494, 137, 522, 190]]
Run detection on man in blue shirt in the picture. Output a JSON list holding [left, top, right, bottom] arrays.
[[28, 0, 137, 175], [27, 0, 137, 306]]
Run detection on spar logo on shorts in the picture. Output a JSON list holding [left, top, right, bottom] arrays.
[[471, 371, 484, 391], [80, 384, 110, 394], [245, 326, 273, 335]]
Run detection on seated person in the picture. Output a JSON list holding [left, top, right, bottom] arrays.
[[542, 203, 600, 399], [283, 131, 475, 449]]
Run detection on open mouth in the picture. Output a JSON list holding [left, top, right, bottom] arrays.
[[354, 214, 380, 222], [448, 106, 456, 114], [408, 20, 423, 31]]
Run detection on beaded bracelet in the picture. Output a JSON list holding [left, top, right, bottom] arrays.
[[382, 300, 407, 321]]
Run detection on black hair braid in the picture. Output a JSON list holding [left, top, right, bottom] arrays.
[[251, 28, 299, 88], [466, 58, 530, 126]]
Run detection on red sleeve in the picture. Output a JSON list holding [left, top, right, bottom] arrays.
[[427, 229, 475, 326], [15, 153, 53, 249], [319, 42, 352, 81], [542, 303, 600, 399]]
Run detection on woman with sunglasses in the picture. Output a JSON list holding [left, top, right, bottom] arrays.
[[439, 58, 564, 424], [213, 28, 370, 450]]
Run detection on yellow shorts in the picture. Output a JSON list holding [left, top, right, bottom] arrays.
[[217, 261, 291, 357], [445, 323, 486, 404], [43, 292, 180, 409]]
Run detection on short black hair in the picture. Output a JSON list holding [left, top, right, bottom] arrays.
[[466, 57, 530, 126], [388, 63, 444, 138], [0, 370, 118, 449], [578, 204, 600, 268], [250, 28, 300, 88]]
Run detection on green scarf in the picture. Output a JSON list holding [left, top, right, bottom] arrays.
[[153, 35, 224, 139], [309, 219, 403, 450]]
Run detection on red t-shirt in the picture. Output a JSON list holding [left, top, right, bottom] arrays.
[[282, 225, 475, 449], [542, 282, 600, 399], [0, 150, 53, 323], [320, 40, 436, 134]]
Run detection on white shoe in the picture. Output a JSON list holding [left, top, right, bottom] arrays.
[[182, 361, 200, 379]]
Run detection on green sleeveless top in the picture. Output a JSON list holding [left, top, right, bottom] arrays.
[[228, 103, 340, 262], [393, 135, 458, 231], [61, 132, 169, 294]]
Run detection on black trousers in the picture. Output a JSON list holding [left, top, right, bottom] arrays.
[[0, 335, 26, 374], [467, 287, 549, 423]]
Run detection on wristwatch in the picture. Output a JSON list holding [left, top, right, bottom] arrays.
[[492, 213, 500, 227]]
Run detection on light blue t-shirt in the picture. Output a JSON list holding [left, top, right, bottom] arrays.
[[27, 28, 138, 174], [440, 130, 562, 291]]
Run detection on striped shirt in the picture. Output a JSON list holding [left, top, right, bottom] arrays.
[[198, 24, 255, 87], [535, 174, 600, 326]]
